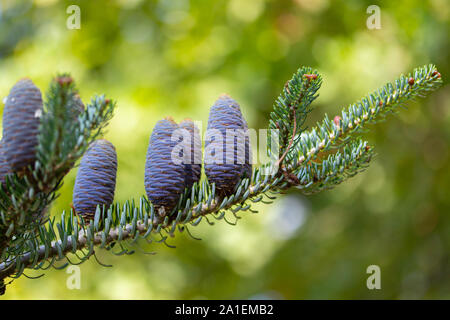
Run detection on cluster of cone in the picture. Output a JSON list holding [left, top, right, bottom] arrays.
[[145, 94, 252, 215], [74, 94, 252, 219], [0, 78, 117, 223], [0, 81, 251, 222]]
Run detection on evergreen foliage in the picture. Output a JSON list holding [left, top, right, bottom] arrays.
[[0, 64, 442, 294]]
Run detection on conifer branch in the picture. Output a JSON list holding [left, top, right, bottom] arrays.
[[286, 64, 441, 170], [269, 67, 322, 161], [0, 64, 442, 293], [0, 75, 114, 292]]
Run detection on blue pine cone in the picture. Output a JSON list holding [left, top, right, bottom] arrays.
[[0, 141, 12, 186], [179, 119, 202, 189], [2, 78, 43, 173], [205, 94, 251, 195], [73, 139, 118, 220], [145, 118, 186, 215]]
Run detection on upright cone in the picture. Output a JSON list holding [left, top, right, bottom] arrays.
[[2, 79, 43, 173], [204, 94, 251, 195], [73, 139, 117, 220], [145, 119, 186, 215]]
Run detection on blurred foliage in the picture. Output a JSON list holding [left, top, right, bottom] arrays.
[[0, 0, 449, 299]]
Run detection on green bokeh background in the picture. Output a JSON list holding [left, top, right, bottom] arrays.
[[1, 0, 449, 299]]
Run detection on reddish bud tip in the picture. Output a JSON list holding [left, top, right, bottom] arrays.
[[432, 70, 441, 78], [333, 115, 341, 126], [57, 76, 73, 86], [219, 93, 232, 99], [304, 74, 318, 81], [408, 77, 415, 85]]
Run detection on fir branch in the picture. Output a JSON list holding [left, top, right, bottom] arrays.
[[0, 76, 115, 285], [286, 64, 442, 169], [0, 64, 442, 291], [295, 139, 374, 194], [268, 67, 322, 162], [0, 139, 373, 279]]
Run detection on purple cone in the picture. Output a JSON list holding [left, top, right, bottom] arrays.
[[73, 139, 117, 220], [2, 79, 43, 173], [145, 119, 186, 214], [204, 94, 252, 195]]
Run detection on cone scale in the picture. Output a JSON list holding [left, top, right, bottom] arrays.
[[0, 141, 11, 186]]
